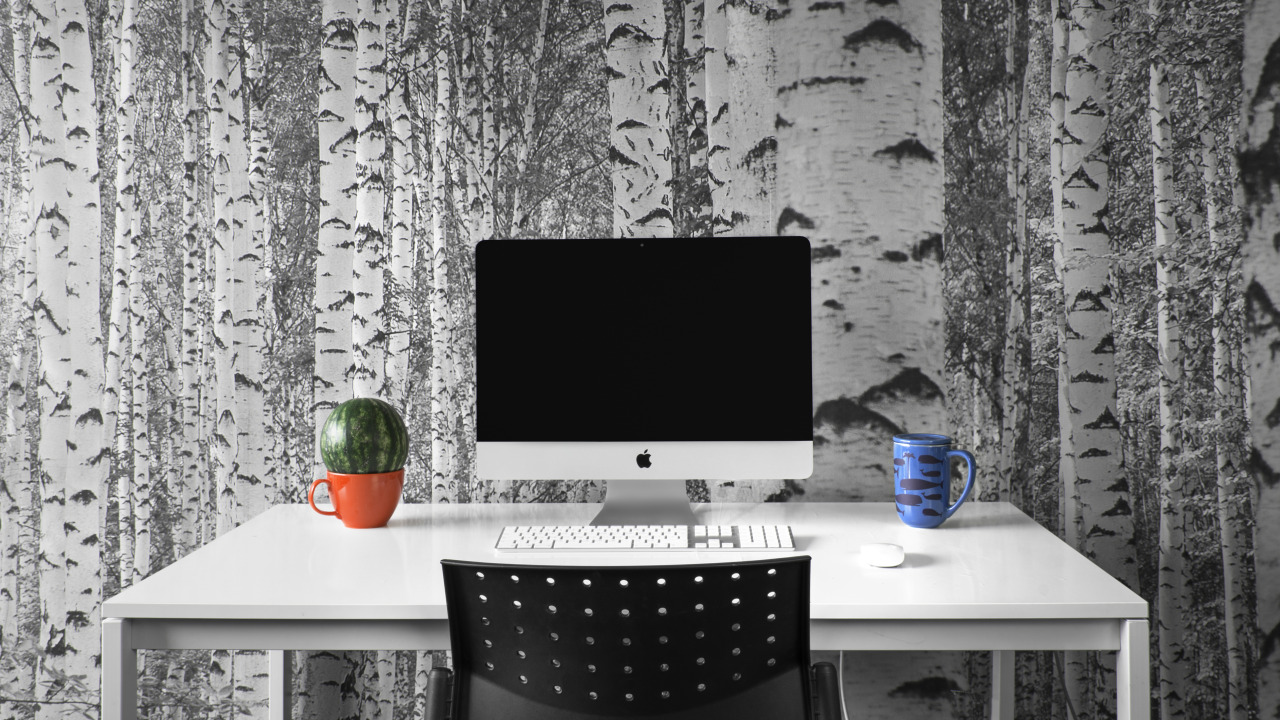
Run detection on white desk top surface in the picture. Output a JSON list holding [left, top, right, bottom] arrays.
[[103, 502, 1146, 622]]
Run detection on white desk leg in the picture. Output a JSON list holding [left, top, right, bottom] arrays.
[[102, 618, 137, 720], [991, 650, 1014, 720], [1117, 619, 1150, 720], [269, 650, 293, 720]]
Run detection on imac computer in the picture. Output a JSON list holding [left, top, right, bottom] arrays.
[[474, 236, 813, 525]]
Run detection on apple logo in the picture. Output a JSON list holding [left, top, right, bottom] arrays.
[[636, 449, 652, 469]]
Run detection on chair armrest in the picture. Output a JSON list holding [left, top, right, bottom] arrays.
[[423, 667, 454, 720], [811, 661, 843, 720]]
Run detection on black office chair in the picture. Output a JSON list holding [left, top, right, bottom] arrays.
[[424, 555, 843, 720]]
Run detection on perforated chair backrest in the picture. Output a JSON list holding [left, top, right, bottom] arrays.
[[440, 556, 814, 720]]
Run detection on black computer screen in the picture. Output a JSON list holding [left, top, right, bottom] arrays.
[[475, 237, 813, 443]]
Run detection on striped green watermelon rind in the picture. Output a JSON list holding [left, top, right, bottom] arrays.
[[320, 398, 410, 474]]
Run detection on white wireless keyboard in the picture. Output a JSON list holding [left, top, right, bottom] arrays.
[[495, 524, 795, 551]]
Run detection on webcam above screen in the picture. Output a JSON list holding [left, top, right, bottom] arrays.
[[474, 236, 813, 524]]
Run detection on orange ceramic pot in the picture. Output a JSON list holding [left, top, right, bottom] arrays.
[[308, 469, 404, 529]]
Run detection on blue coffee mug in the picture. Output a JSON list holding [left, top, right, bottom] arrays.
[[893, 434, 976, 528]]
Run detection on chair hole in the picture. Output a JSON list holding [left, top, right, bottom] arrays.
[[657, 578, 667, 586], [546, 577, 555, 586], [476, 572, 485, 580], [619, 608, 631, 618], [767, 636, 776, 644], [731, 572, 741, 580], [519, 674, 528, 684], [619, 579, 629, 587], [550, 632, 560, 642], [587, 664, 597, 673], [694, 575, 704, 584], [731, 598, 741, 606], [552, 659, 561, 668], [513, 600, 522, 609], [584, 607, 594, 617], [586, 636, 595, 645], [695, 630, 705, 639], [694, 603, 705, 612], [483, 639, 493, 648], [767, 658, 777, 667], [554, 685, 563, 694], [768, 568, 777, 576], [658, 636, 669, 645], [583, 579, 592, 587], [697, 683, 707, 692], [732, 647, 741, 656], [661, 690, 671, 699], [547, 605, 557, 614], [660, 663, 670, 672], [731, 623, 741, 631], [478, 594, 487, 603], [510, 574, 520, 583], [733, 672, 742, 681], [766, 591, 776, 599], [623, 666, 633, 674], [485, 661, 494, 670], [515, 625, 524, 634], [696, 657, 705, 665], [481, 617, 491, 626], [625, 693, 634, 701], [517, 650, 527, 659], [658, 607, 668, 616], [622, 637, 632, 646], [766, 613, 776, 622], [588, 691, 598, 700]]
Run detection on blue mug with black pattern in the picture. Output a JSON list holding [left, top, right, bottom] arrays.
[[893, 434, 976, 528]]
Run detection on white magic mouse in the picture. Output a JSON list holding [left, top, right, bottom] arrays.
[[861, 542, 905, 568]]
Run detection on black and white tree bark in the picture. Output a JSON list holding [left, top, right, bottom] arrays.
[[1240, 1, 1280, 716]]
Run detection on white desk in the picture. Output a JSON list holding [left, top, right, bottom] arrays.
[[102, 502, 1149, 720]]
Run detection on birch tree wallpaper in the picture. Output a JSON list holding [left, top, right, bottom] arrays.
[[0, 0, 1275, 718]]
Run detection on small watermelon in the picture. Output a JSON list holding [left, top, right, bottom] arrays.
[[320, 398, 409, 474]]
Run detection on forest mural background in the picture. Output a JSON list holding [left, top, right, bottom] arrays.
[[0, 0, 1275, 718]]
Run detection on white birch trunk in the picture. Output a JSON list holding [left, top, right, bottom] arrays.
[[128, 191, 150, 584], [777, 0, 945, 498], [1199, 65, 1251, 720], [315, 0, 358, 476], [107, 0, 137, 593], [683, 0, 710, 234], [306, 1, 361, 716], [1149, 7, 1188, 715], [774, 0, 955, 709], [206, 0, 233, 536], [479, 21, 498, 244], [178, 0, 202, 556], [1241, 1, 1280, 716], [51, 0, 106, 707], [704, 0, 731, 235], [352, 0, 386, 399], [23, 15, 69, 707], [999, 0, 1031, 506], [1059, 2, 1138, 717], [1, 124, 34, 703], [603, 0, 673, 237], [205, 0, 237, 710], [430, 7, 457, 504], [236, 7, 270, 524], [723, 0, 774, 235], [386, 0, 416, 406]]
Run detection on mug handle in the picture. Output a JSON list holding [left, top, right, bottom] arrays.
[[308, 478, 338, 517], [943, 449, 976, 519]]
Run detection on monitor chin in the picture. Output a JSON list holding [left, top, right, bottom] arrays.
[[475, 441, 813, 481]]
